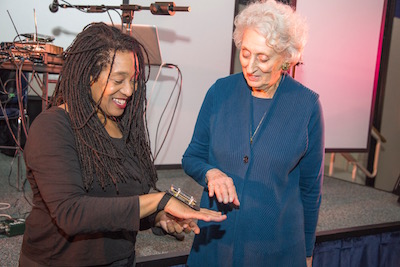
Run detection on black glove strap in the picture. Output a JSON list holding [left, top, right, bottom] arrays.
[[156, 192, 173, 213]]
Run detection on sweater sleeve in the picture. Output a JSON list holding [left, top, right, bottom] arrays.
[[298, 98, 325, 257], [24, 109, 141, 236], [182, 84, 216, 187]]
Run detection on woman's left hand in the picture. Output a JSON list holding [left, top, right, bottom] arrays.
[[155, 211, 200, 234], [306, 256, 313, 267], [164, 196, 227, 224]]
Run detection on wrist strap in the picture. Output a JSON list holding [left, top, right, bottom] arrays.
[[156, 192, 172, 213]]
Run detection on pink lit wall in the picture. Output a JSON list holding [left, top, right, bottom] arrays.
[[295, 0, 386, 151]]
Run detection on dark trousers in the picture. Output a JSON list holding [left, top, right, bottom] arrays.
[[19, 251, 136, 267]]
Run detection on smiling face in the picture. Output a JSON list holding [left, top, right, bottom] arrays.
[[240, 28, 285, 93], [90, 50, 138, 121]]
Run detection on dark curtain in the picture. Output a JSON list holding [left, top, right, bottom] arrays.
[[313, 231, 400, 267]]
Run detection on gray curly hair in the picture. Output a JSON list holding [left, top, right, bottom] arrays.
[[233, 0, 308, 65]]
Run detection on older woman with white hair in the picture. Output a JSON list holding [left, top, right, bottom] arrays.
[[182, 0, 324, 266]]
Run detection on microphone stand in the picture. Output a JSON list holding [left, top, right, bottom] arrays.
[[57, 2, 190, 30]]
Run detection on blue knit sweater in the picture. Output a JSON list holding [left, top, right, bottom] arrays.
[[182, 72, 324, 267]]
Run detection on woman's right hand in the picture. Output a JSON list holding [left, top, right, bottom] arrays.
[[155, 211, 200, 234], [205, 168, 240, 206]]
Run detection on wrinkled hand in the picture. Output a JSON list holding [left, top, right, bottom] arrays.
[[306, 256, 313, 267], [164, 196, 227, 224], [155, 211, 200, 234], [206, 168, 240, 206]]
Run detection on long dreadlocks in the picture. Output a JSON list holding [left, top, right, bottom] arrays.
[[50, 22, 158, 192]]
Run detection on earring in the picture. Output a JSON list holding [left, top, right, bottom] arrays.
[[282, 62, 290, 71]]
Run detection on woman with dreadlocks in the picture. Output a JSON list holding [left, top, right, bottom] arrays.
[[19, 22, 226, 267]]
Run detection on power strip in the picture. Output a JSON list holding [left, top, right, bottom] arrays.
[[0, 218, 26, 237]]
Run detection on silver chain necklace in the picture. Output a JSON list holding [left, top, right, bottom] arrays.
[[250, 107, 269, 145], [249, 74, 284, 145]]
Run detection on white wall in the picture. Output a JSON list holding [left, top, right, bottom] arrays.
[[295, 0, 385, 151], [0, 0, 236, 165]]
